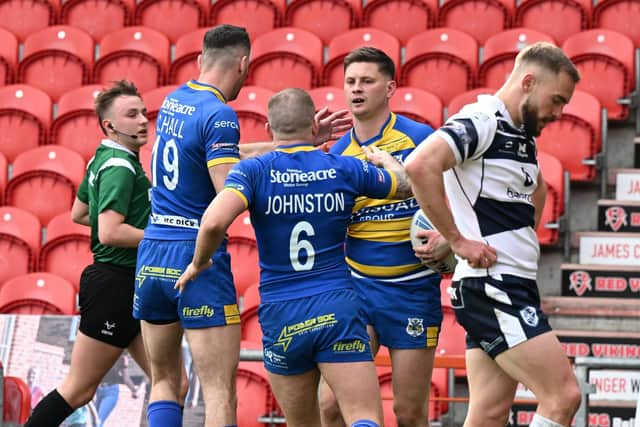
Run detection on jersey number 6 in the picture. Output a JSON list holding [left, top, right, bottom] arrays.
[[290, 221, 315, 272]]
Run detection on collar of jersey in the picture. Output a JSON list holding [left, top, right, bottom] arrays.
[[275, 142, 317, 153], [350, 112, 396, 147], [478, 94, 518, 128], [186, 80, 227, 103], [101, 138, 136, 156]]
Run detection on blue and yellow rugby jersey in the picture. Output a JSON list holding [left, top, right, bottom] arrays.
[[330, 113, 435, 282], [224, 143, 397, 303], [145, 80, 241, 240]]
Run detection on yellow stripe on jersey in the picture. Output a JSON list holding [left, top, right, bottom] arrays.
[[346, 256, 423, 277], [186, 81, 226, 103], [276, 145, 317, 153], [349, 217, 411, 241], [207, 157, 240, 168], [224, 188, 249, 209], [224, 304, 241, 324]]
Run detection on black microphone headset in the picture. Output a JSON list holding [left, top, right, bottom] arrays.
[[108, 123, 138, 139]]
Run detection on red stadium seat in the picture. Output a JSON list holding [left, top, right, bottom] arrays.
[[362, 0, 437, 45], [135, 0, 209, 43], [478, 28, 556, 89], [439, 0, 515, 44], [323, 28, 401, 88], [210, 0, 285, 40], [537, 151, 565, 245], [249, 28, 323, 91], [39, 211, 91, 290], [228, 237, 260, 299], [237, 352, 276, 427], [0, 28, 18, 86], [228, 86, 274, 143], [446, 87, 494, 118], [0, 207, 41, 285], [0, 272, 76, 314], [0, 0, 58, 41], [241, 282, 260, 313], [0, 84, 52, 163], [18, 26, 94, 101], [536, 90, 602, 181], [142, 85, 179, 148], [308, 86, 348, 113], [50, 84, 105, 162], [6, 146, 86, 225], [94, 27, 170, 93], [562, 29, 635, 120], [228, 210, 257, 242], [516, 0, 591, 44], [440, 274, 452, 309], [378, 371, 442, 424], [60, 0, 135, 41], [284, 0, 361, 45], [401, 28, 478, 106], [391, 87, 443, 128], [593, 0, 640, 47], [0, 153, 6, 204], [435, 306, 466, 377], [169, 28, 207, 84], [3, 376, 31, 424], [241, 307, 263, 344]]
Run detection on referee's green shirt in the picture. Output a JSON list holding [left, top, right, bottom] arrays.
[[77, 139, 151, 267]]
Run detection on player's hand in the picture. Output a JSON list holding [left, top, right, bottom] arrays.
[[413, 230, 452, 265], [313, 107, 352, 145], [174, 260, 212, 293], [362, 145, 400, 169], [450, 236, 497, 269]]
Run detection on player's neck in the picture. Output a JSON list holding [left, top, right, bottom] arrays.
[[195, 71, 232, 102], [273, 138, 314, 148], [352, 110, 391, 143], [495, 86, 523, 128]]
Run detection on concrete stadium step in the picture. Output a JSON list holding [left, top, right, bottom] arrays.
[[542, 296, 640, 332]]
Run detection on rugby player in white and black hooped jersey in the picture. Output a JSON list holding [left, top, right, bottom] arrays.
[[405, 42, 583, 427]]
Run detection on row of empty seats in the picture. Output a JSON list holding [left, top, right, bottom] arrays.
[[0, 0, 638, 47], [1, 26, 634, 120], [0, 79, 609, 184]]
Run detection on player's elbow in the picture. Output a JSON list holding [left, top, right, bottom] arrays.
[[98, 227, 116, 246], [71, 210, 84, 224]]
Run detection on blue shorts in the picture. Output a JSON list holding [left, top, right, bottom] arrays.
[[451, 274, 552, 359], [133, 239, 240, 329], [259, 288, 372, 375], [352, 273, 443, 349]]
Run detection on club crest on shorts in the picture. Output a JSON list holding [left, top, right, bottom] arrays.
[[519, 306, 539, 327], [406, 318, 425, 337]]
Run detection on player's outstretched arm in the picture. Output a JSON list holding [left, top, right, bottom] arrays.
[[404, 135, 496, 269], [532, 170, 547, 230], [175, 189, 246, 293], [362, 145, 413, 199]]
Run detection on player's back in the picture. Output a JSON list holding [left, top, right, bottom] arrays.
[[145, 81, 240, 240], [225, 144, 396, 303]]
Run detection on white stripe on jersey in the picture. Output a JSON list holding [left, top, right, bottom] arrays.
[[493, 307, 527, 348]]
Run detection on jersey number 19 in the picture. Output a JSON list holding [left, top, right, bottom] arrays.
[[151, 135, 179, 191]]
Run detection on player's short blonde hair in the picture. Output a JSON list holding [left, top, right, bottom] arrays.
[[515, 42, 580, 83], [267, 88, 316, 137]]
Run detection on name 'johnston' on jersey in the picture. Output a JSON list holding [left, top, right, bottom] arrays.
[[329, 113, 437, 282], [144, 80, 240, 241], [223, 144, 397, 303], [436, 94, 541, 280]]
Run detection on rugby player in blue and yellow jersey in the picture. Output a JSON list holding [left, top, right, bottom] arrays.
[[321, 47, 452, 427], [176, 88, 415, 427], [132, 25, 250, 427]]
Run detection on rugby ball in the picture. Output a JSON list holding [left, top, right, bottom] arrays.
[[410, 209, 458, 274]]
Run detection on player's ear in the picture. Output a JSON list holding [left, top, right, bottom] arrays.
[[387, 79, 397, 99], [239, 55, 249, 75], [522, 73, 536, 94], [311, 118, 319, 137], [196, 54, 202, 71], [265, 121, 274, 139]]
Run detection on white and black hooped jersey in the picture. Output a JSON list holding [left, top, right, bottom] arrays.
[[436, 95, 540, 280]]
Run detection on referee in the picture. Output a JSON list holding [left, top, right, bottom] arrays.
[[25, 80, 184, 427]]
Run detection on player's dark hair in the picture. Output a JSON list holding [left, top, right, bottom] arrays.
[[343, 46, 395, 80], [95, 80, 141, 136], [201, 24, 250, 69]]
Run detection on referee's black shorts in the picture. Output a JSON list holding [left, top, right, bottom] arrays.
[[78, 262, 141, 348]]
